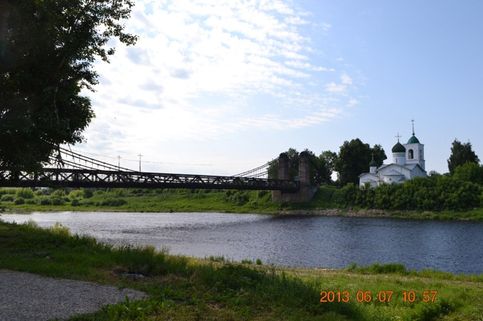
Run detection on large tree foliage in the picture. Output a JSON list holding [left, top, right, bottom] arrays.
[[313, 150, 337, 184], [302, 149, 333, 185], [453, 162, 483, 185], [447, 139, 480, 174], [335, 139, 386, 185], [0, 0, 136, 170]]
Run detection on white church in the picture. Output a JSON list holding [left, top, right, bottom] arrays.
[[359, 124, 427, 187]]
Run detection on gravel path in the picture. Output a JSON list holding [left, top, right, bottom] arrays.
[[0, 270, 147, 321]]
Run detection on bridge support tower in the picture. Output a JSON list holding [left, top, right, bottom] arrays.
[[271, 151, 317, 203]]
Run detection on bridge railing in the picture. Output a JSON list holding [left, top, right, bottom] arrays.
[[0, 168, 300, 192]]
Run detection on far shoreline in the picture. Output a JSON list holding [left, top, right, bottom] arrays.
[[2, 206, 482, 221]]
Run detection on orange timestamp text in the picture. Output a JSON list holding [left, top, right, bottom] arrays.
[[320, 290, 438, 304]]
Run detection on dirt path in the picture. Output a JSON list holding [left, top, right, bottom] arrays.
[[0, 270, 146, 321]]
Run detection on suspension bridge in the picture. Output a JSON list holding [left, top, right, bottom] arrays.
[[0, 147, 301, 193]]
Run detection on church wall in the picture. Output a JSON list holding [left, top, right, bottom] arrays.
[[409, 166, 427, 178], [359, 174, 379, 187], [393, 152, 406, 165], [378, 165, 411, 179]]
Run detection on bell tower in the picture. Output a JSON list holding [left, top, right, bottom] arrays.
[[404, 120, 425, 170]]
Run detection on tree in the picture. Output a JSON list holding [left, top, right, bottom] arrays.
[[335, 139, 386, 185], [0, 0, 137, 170], [453, 162, 483, 185], [371, 144, 386, 167], [447, 139, 480, 174], [320, 151, 337, 173], [317, 150, 337, 184], [302, 149, 333, 185]]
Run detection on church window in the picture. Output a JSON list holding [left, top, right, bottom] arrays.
[[408, 149, 414, 159]]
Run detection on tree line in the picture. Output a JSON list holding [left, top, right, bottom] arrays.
[[268, 139, 387, 186], [268, 139, 481, 211], [269, 138, 480, 185]]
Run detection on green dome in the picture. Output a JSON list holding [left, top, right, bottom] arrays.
[[392, 142, 406, 153], [407, 135, 420, 144]]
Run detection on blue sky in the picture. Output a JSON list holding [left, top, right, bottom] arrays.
[[77, 0, 482, 175]]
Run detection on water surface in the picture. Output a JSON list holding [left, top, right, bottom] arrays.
[[2, 212, 482, 274]]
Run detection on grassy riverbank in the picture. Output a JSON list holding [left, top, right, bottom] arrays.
[[0, 220, 482, 320], [2, 187, 483, 221]]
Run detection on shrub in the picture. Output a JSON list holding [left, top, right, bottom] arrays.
[[334, 183, 357, 207], [411, 299, 455, 321], [208, 256, 225, 263], [257, 190, 268, 198], [51, 197, 65, 206], [82, 189, 94, 198], [40, 198, 52, 205], [346, 263, 407, 274], [49, 223, 71, 237], [68, 189, 83, 199], [71, 199, 80, 206], [453, 162, 483, 185], [1, 194, 15, 202], [16, 188, 34, 199], [14, 198, 25, 205], [224, 191, 250, 206], [330, 175, 481, 211], [51, 189, 66, 197], [114, 189, 127, 197], [35, 188, 51, 196], [100, 198, 127, 207], [0, 188, 16, 195], [316, 185, 337, 203]]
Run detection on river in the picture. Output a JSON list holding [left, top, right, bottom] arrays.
[[1, 212, 482, 274]]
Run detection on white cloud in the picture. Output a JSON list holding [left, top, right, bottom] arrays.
[[325, 73, 353, 93], [77, 0, 357, 173], [347, 98, 359, 107], [321, 22, 332, 32], [341, 74, 353, 85]]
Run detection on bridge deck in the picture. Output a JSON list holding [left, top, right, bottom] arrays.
[[0, 168, 299, 192]]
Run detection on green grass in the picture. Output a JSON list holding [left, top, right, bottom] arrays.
[[0, 188, 281, 214], [0, 220, 481, 321], [1, 187, 482, 221]]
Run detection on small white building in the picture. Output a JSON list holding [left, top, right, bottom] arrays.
[[359, 127, 427, 187]]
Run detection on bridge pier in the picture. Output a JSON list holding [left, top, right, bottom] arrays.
[[272, 151, 317, 203]]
